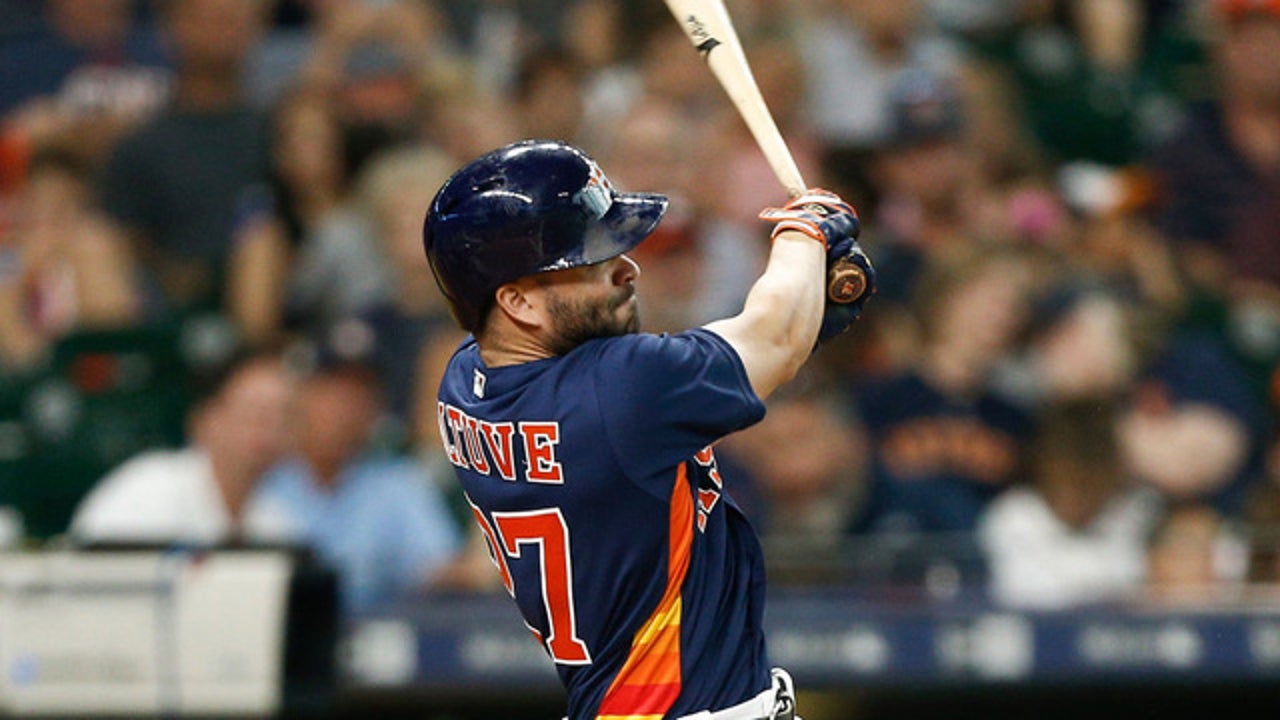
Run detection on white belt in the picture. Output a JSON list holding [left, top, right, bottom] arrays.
[[675, 684, 775, 720], [572, 668, 799, 720]]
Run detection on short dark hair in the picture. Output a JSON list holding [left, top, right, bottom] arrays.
[[186, 344, 289, 415], [306, 355, 383, 394], [514, 44, 581, 103]]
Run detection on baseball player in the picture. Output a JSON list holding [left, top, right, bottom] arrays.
[[424, 140, 873, 720]]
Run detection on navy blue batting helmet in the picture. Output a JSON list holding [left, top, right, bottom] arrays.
[[423, 140, 669, 332]]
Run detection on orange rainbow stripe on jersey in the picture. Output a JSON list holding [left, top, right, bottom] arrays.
[[595, 465, 695, 720]]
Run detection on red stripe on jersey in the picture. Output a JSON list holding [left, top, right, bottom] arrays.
[[596, 465, 694, 718], [596, 681, 681, 715]]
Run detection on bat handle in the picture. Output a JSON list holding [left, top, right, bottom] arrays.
[[827, 258, 868, 304]]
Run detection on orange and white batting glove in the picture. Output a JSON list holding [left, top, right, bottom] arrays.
[[758, 188, 859, 248]]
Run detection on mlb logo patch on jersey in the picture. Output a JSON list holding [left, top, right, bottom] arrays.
[[473, 369, 487, 398]]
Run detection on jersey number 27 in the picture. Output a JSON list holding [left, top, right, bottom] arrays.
[[468, 499, 593, 665]]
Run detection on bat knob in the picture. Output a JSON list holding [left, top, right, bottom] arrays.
[[828, 262, 867, 304]]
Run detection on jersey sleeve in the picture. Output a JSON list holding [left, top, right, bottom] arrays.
[[593, 329, 765, 484]]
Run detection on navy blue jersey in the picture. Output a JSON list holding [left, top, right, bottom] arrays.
[[853, 371, 1031, 533], [437, 329, 769, 719]]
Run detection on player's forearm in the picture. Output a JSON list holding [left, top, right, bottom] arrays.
[[705, 232, 825, 398]]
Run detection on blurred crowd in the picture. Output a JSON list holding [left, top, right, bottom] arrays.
[[1, 0, 1279, 616]]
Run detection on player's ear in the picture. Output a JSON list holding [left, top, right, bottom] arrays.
[[492, 281, 545, 329]]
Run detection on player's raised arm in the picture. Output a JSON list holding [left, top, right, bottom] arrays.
[[704, 189, 875, 400]]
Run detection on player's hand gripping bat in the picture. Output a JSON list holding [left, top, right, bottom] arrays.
[[663, 0, 867, 304]]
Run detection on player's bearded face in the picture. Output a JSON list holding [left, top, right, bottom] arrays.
[[543, 265, 640, 355]]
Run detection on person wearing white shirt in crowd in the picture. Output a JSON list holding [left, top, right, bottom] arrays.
[[979, 400, 1162, 609], [69, 349, 300, 546]]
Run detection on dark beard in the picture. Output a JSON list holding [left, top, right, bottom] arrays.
[[545, 288, 639, 356]]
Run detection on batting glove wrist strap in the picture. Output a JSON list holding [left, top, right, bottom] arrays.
[[759, 188, 859, 248]]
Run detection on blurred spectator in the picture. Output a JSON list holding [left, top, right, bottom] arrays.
[[796, 0, 968, 211], [290, 0, 446, 181], [271, 88, 384, 339], [948, 54, 1046, 190], [577, 15, 721, 147], [349, 142, 461, 443], [0, 0, 169, 115], [68, 347, 300, 545], [256, 355, 461, 613], [1199, 0, 1280, 401], [1001, 280, 1141, 407], [969, 0, 1168, 166], [560, 0, 626, 83], [0, 147, 142, 371], [722, 376, 869, 551], [851, 245, 1040, 535], [0, 0, 172, 173], [1146, 0, 1280, 295], [0, 0, 41, 39], [568, 1, 656, 152], [420, 77, 521, 166], [860, 68, 1003, 350], [1116, 330, 1271, 515], [432, 528, 504, 592], [636, 19, 724, 116], [858, 66, 1147, 382], [1056, 163, 1186, 320], [293, 0, 449, 97], [246, 0, 453, 112], [512, 44, 586, 144], [1145, 500, 1249, 606], [332, 39, 422, 180], [438, 0, 578, 62], [97, 0, 278, 332], [1242, 441, 1280, 584], [403, 319, 486, 592], [797, 0, 964, 152], [241, 0, 319, 108], [978, 400, 1162, 609]]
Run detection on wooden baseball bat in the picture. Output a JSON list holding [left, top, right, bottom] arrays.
[[663, 0, 866, 304]]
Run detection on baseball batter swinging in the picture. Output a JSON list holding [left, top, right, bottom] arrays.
[[424, 140, 874, 720]]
